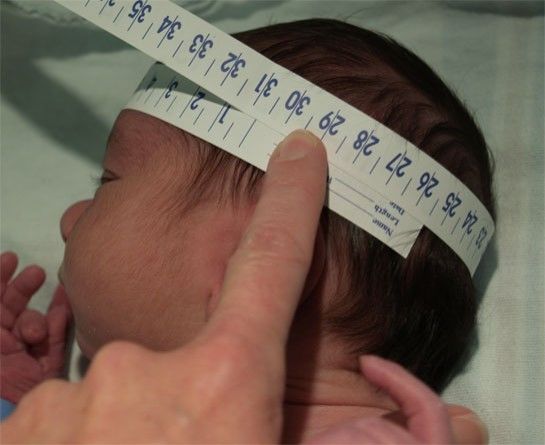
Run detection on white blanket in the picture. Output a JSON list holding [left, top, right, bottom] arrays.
[[1, 1, 543, 443]]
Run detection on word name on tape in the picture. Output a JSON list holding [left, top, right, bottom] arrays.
[[54, 0, 494, 275]]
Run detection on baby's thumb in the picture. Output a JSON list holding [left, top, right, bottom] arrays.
[[48, 284, 71, 311], [46, 291, 72, 346], [40, 302, 72, 378]]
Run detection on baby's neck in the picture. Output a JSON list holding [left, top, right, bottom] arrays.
[[281, 367, 396, 443], [281, 286, 398, 442]]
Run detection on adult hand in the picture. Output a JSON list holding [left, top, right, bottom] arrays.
[[2, 130, 328, 443], [1, 252, 72, 403], [309, 355, 487, 444]]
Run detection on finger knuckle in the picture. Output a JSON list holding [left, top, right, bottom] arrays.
[[180, 337, 254, 406], [213, 334, 257, 371], [86, 341, 147, 385], [94, 340, 145, 362], [239, 223, 309, 270], [17, 379, 66, 418], [26, 379, 65, 400], [208, 335, 265, 387], [268, 171, 317, 198]]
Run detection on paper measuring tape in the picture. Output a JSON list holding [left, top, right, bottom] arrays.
[[54, 0, 494, 275]]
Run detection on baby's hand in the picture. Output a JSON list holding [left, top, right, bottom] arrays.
[[1, 252, 72, 403]]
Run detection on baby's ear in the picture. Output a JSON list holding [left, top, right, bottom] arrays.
[[299, 222, 327, 306]]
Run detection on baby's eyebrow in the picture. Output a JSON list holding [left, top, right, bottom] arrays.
[[105, 123, 149, 167], [105, 112, 190, 173], [106, 124, 120, 147]]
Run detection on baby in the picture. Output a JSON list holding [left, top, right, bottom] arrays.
[[1, 19, 494, 442]]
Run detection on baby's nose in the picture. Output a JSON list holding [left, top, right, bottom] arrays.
[[60, 200, 91, 242]]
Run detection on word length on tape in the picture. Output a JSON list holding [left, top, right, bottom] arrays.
[[54, 0, 494, 275]]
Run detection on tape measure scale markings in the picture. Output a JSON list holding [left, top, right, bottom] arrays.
[[54, 0, 495, 275], [127, 63, 423, 258]]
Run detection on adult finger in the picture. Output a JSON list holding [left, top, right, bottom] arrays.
[[307, 416, 418, 445], [384, 402, 488, 444], [1, 266, 46, 327], [205, 130, 327, 350], [1, 252, 18, 295], [14, 309, 48, 345], [448, 405, 488, 444], [360, 355, 453, 444]]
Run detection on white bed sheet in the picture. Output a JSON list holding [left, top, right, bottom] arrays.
[[1, 1, 543, 443]]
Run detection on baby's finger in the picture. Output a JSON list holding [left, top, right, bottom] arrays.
[[206, 130, 327, 352], [1, 251, 18, 296], [47, 285, 72, 345], [0, 306, 16, 330], [13, 309, 48, 345], [1, 266, 46, 325], [48, 284, 71, 312], [40, 299, 72, 377], [360, 355, 453, 444], [0, 327, 24, 354]]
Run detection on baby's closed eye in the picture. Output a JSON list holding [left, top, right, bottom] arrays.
[[91, 170, 118, 190]]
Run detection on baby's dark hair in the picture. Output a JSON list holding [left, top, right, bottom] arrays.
[[182, 19, 495, 392]]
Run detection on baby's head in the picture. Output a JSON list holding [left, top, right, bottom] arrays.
[[59, 19, 494, 392]]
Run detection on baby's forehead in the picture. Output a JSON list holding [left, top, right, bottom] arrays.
[[110, 109, 180, 146], [107, 109, 194, 164]]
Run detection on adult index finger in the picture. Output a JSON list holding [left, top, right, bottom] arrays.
[[204, 129, 327, 355]]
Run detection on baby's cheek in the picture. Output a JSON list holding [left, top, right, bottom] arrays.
[[62, 247, 102, 346], [62, 214, 170, 348], [61, 208, 135, 349], [60, 187, 230, 352]]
